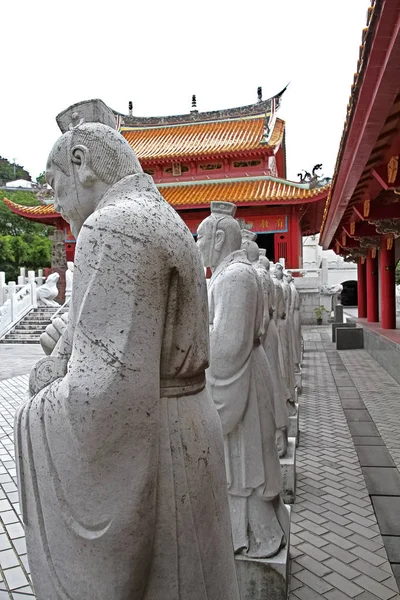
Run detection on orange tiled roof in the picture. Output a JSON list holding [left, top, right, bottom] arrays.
[[121, 117, 284, 162], [2, 198, 60, 217], [159, 177, 329, 207], [3, 177, 329, 219]]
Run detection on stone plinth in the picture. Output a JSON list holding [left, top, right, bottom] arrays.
[[235, 506, 291, 600], [336, 327, 364, 350], [335, 304, 344, 323], [332, 321, 356, 342], [288, 403, 299, 446], [280, 437, 296, 504]]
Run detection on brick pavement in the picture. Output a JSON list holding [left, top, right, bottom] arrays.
[[289, 328, 400, 600], [0, 335, 399, 598]]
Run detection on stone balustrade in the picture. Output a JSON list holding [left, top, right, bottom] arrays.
[[0, 271, 38, 338]]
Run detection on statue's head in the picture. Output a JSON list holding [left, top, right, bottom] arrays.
[[47, 273, 60, 285], [274, 263, 284, 280], [259, 255, 270, 271], [285, 270, 293, 283], [197, 202, 242, 270], [46, 100, 142, 238], [240, 228, 259, 263]]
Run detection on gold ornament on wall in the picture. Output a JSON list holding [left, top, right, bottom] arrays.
[[363, 199, 370, 218], [371, 247, 377, 259], [388, 156, 399, 184], [350, 221, 355, 236], [361, 256, 366, 264], [387, 236, 394, 251], [341, 232, 346, 246]]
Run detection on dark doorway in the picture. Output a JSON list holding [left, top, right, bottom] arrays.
[[341, 280, 358, 306], [256, 233, 275, 262]]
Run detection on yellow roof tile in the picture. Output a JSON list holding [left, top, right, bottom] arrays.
[[121, 117, 284, 162]]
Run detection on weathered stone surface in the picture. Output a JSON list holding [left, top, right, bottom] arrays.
[[198, 202, 289, 560], [15, 100, 240, 600], [235, 506, 291, 600], [288, 403, 300, 445], [280, 437, 296, 504]]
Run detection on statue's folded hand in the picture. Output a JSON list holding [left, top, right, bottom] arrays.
[[40, 313, 69, 356]]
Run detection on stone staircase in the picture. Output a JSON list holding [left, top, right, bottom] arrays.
[[0, 306, 62, 344]]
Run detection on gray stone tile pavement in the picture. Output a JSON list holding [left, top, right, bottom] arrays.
[[0, 336, 399, 598]]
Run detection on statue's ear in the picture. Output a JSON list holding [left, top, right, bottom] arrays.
[[215, 229, 225, 250], [71, 145, 97, 187]]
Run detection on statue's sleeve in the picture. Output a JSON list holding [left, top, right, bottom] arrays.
[[53, 208, 161, 458], [208, 265, 257, 434]]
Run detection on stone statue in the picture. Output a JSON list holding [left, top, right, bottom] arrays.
[[36, 272, 60, 307], [241, 230, 289, 458], [285, 270, 302, 370], [15, 99, 240, 600], [65, 261, 74, 300], [273, 263, 296, 415], [197, 201, 288, 559]]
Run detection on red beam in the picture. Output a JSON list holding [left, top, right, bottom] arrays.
[[321, 1, 400, 248]]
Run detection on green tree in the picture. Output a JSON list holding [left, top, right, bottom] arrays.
[[0, 190, 53, 280], [396, 261, 400, 285], [36, 171, 46, 185], [0, 156, 31, 184]]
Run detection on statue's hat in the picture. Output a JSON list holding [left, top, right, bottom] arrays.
[[56, 99, 117, 134], [241, 229, 258, 242], [210, 201, 237, 217]]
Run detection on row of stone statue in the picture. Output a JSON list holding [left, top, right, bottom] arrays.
[[15, 99, 301, 600]]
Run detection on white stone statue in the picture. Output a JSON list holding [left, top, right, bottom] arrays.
[[36, 272, 60, 307], [15, 99, 240, 600], [241, 231, 289, 458], [285, 270, 302, 370], [65, 261, 74, 300], [273, 264, 296, 415], [197, 201, 289, 559]]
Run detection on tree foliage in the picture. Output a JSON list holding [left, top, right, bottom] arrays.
[[0, 190, 53, 280], [36, 171, 46, 185], [0, 156, 31, 184]]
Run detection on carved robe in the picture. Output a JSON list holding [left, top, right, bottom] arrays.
[[290, 280, 302, 366], [281, 278, 297, 405], [206, 250, 288, 558], [253, 261, 288, 431], [15, 173, 240, 600], [273, 277, 295, 404]]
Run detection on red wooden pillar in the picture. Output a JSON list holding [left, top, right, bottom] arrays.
[[366, 248, 379, 322], [380, 237, 396, 329], [357, 258, 367, 318]]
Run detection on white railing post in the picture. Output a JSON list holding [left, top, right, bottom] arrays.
[[18, 267, 26, 286], [0, 272, 5, 306], [28, 271, 37, 309], [37, 268, 45, 287], [8, 282, 16, 321]]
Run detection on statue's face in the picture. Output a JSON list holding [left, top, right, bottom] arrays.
[[196, 219, 214, 268], [243, 240, 259, 263], [46, 161, 94, 239], [274, 265, 283, 280]]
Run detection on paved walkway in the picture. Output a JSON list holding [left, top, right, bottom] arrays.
[[0, 333, 399, 599]]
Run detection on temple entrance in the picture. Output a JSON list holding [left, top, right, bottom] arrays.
[[341, 280, 358, 306], [256, 233, 275, 262]]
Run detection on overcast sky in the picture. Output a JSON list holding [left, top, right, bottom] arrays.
[[1, 0, 370, 182]]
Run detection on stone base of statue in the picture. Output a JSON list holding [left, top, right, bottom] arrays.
[[295, 371, 302, 395], [280, 437, 296, 504], [235, 505, 291, 600], [288, 403, 299, 446]]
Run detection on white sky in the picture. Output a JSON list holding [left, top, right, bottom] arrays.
[[1, 0, 371, 181]]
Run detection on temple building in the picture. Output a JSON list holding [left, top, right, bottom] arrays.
[[3, 88, 330, 269], [320, 0, 400, 331]]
